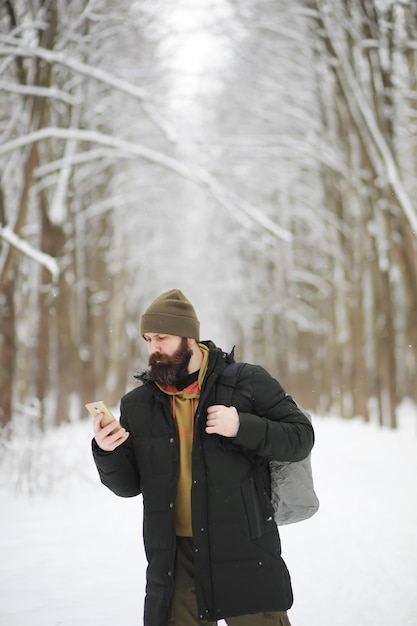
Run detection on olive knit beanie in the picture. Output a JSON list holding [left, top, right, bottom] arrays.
[[140, 289, 200, 340]]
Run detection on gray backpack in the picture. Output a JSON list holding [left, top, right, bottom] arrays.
[[217, 362, 319, 526]]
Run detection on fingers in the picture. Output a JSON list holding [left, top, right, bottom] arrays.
[[205, 415, 217, 433], [205, 405, 239, 438], [93, 412, 129, 451], [206, 405, 223, 434], [207, 405, 223, 414], [92, 412, 103, 434]]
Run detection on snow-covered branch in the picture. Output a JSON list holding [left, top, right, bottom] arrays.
[[0, 80, 80, 105], [0, 225, 59, 280], [0, 41, 149, 102], [0, 40, 181, 144], [0, 126, 192, 176], [34, 148, 128, 177], [0, 127, 292, 242]]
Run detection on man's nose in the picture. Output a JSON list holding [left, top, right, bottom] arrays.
[[148, 343, 160, 355]]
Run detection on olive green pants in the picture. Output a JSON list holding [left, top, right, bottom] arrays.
[[168, 537, 292, 626]]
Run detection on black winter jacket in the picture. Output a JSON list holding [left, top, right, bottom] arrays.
[[92, 342, 314, 625]]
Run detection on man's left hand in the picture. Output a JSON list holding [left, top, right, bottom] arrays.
[[206, 405, 239, 437]]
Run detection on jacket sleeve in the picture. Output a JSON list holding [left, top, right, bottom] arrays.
[[232, 365, 314, 462], [91, 404, 141, 498]]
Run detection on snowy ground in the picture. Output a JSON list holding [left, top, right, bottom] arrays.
[[1, 405, 417, 626]]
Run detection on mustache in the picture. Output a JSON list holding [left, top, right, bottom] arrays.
[[149, 353, 169, 366], [149, 351, 184, 367]]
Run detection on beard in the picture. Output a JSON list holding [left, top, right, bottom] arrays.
[[148, 337, 193, 386]]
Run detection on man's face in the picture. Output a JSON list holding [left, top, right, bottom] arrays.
[[144, 334, 193, 386]]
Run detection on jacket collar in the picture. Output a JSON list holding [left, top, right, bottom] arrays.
[[133, 340, 234, 384]]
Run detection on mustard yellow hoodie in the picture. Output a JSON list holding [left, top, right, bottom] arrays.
[[158, 344, 209, 536]]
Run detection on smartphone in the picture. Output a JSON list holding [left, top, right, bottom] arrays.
[[85, 400, 121, 430]]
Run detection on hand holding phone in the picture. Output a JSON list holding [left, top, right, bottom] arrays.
[[87, 400, 129, 451]]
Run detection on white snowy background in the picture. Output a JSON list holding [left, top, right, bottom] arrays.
[[1, 404, 417, 626]]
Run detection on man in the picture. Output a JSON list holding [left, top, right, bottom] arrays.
[[92, 289, 314, 626]]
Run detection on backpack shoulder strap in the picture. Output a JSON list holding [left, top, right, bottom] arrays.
[[216, 362, 246, 406]]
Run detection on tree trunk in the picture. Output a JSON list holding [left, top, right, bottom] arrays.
[[0, 280, 15, 427]]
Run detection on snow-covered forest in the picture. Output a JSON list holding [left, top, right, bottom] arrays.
[[1, 0, 417, 433]]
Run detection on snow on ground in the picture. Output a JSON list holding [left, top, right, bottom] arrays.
[[1, 404, 417, 626]]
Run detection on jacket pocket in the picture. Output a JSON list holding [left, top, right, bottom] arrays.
[[241, 469, 271, 539]]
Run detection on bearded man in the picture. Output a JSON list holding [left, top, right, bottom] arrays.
[[92, 289, 314, 626]]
